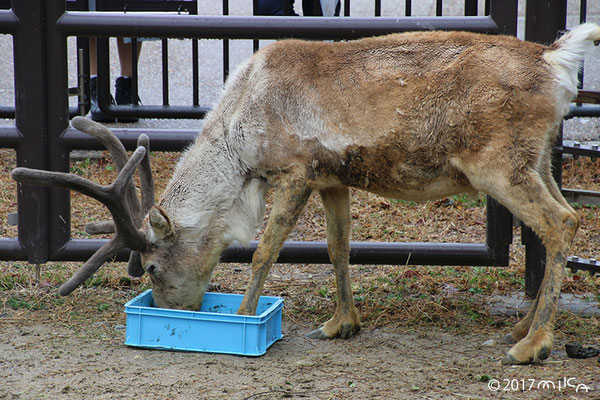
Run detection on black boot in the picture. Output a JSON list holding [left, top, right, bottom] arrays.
[[90, 76, 116, 123], [115, 76, 139, 123]]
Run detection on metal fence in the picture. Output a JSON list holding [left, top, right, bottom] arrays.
[[0, 0, 597, 297], [88, 0, 504, 120]]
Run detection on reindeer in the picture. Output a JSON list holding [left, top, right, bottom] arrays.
[[12, 23, 600, 364]]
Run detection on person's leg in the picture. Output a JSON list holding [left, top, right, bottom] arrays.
[[257, 0, 297, 16], [89, 37, 97, 76], [116, 37, 142, 78], [302, 0, 340, 16], [114, 38, 142, 122], [88, 37, 115, 122], [302, 0, 319, 15]]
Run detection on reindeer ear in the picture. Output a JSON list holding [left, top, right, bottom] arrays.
[[149, 206, 175, 240]]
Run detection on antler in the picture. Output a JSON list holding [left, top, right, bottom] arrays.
[[71, 117, 155, 278], [11, 116, 155, 295]]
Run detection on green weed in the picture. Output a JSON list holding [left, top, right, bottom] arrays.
[[450, 193, 486, 208], [7, 297, 33, 309], [70, 158, 91, 176]]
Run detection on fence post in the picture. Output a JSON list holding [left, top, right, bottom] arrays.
[[45, 1, 72, 257], [12, 0, 49, 263], [489, 0, 517, 35], [485, 0, 518, 266], [523, 0, 566, 297]]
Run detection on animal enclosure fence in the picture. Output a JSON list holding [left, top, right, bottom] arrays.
[[0, 0, 597, 297]]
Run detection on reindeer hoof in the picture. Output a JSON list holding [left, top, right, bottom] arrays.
[[305, 328, 332, 340], [339, 323, 360, 339], [305, 323, 360, 340], [501, 354, 524, 365], [502, 343, 552, 365], [502, 333, 517, 344], [538, 346, 551, 361], [502, 353, 548, 365], [501, 353, 538, 365]]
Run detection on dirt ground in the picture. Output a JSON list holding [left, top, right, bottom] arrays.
[[1, 312, 600, 400], [2, 252, 600, 400]]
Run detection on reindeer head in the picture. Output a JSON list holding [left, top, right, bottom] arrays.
[[11, 117, 211, 310], [138, 205, 223, 310]]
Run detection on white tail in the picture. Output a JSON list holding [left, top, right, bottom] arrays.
[[544, 23, 600, 102]]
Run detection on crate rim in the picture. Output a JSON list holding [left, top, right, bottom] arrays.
[[125, 289, 284, 321]]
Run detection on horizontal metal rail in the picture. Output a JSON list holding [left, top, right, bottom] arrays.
[[562, 188, 600, 206], [60, 126, 198, 151], [0, 238, 502, 266], [57, 13, 499, 39], [0, 107, 14, 119], [0, 9, 17, 33], [0, 126, 22, 148], [0, 125, 198, 155], [559, 142, 600, 157], [568, 255, 600, 274], [225, 241, 501, 266], [0, 239, 26, 260], [567, 104, 600, 119], [0, 108, 89, 120]]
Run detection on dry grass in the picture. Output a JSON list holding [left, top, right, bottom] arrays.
[[0, 148, 599, 340]]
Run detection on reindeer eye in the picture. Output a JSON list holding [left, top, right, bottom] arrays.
[[145, 263, 158, 274]]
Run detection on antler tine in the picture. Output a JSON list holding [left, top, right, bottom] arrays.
[[136, 134, 155, 215], [102, 146, 148, 250], [12, 167, 116, 203], [58, 237, 126, 296], [71, 121, 154, 279], [82, 135, 155, 241], [11, 147, 146, 229], [126, 134, 156, 278], [71, 116, 142, 224], [71, 117, 128, 168], [84, 220, 115, 235]]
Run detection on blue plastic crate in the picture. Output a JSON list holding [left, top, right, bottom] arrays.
[[124, 290, 283, 356]]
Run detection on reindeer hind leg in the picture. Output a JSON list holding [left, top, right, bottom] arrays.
[[502, 144, 580, 345], [469, 165, 577, 364], [537, 148, 579, 228]]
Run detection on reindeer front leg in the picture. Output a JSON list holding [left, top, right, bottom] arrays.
[[306, 186, 360, 339], [237, 169, 312, 315]]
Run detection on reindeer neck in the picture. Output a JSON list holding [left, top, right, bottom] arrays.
[[158, 134, 247, 230]]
